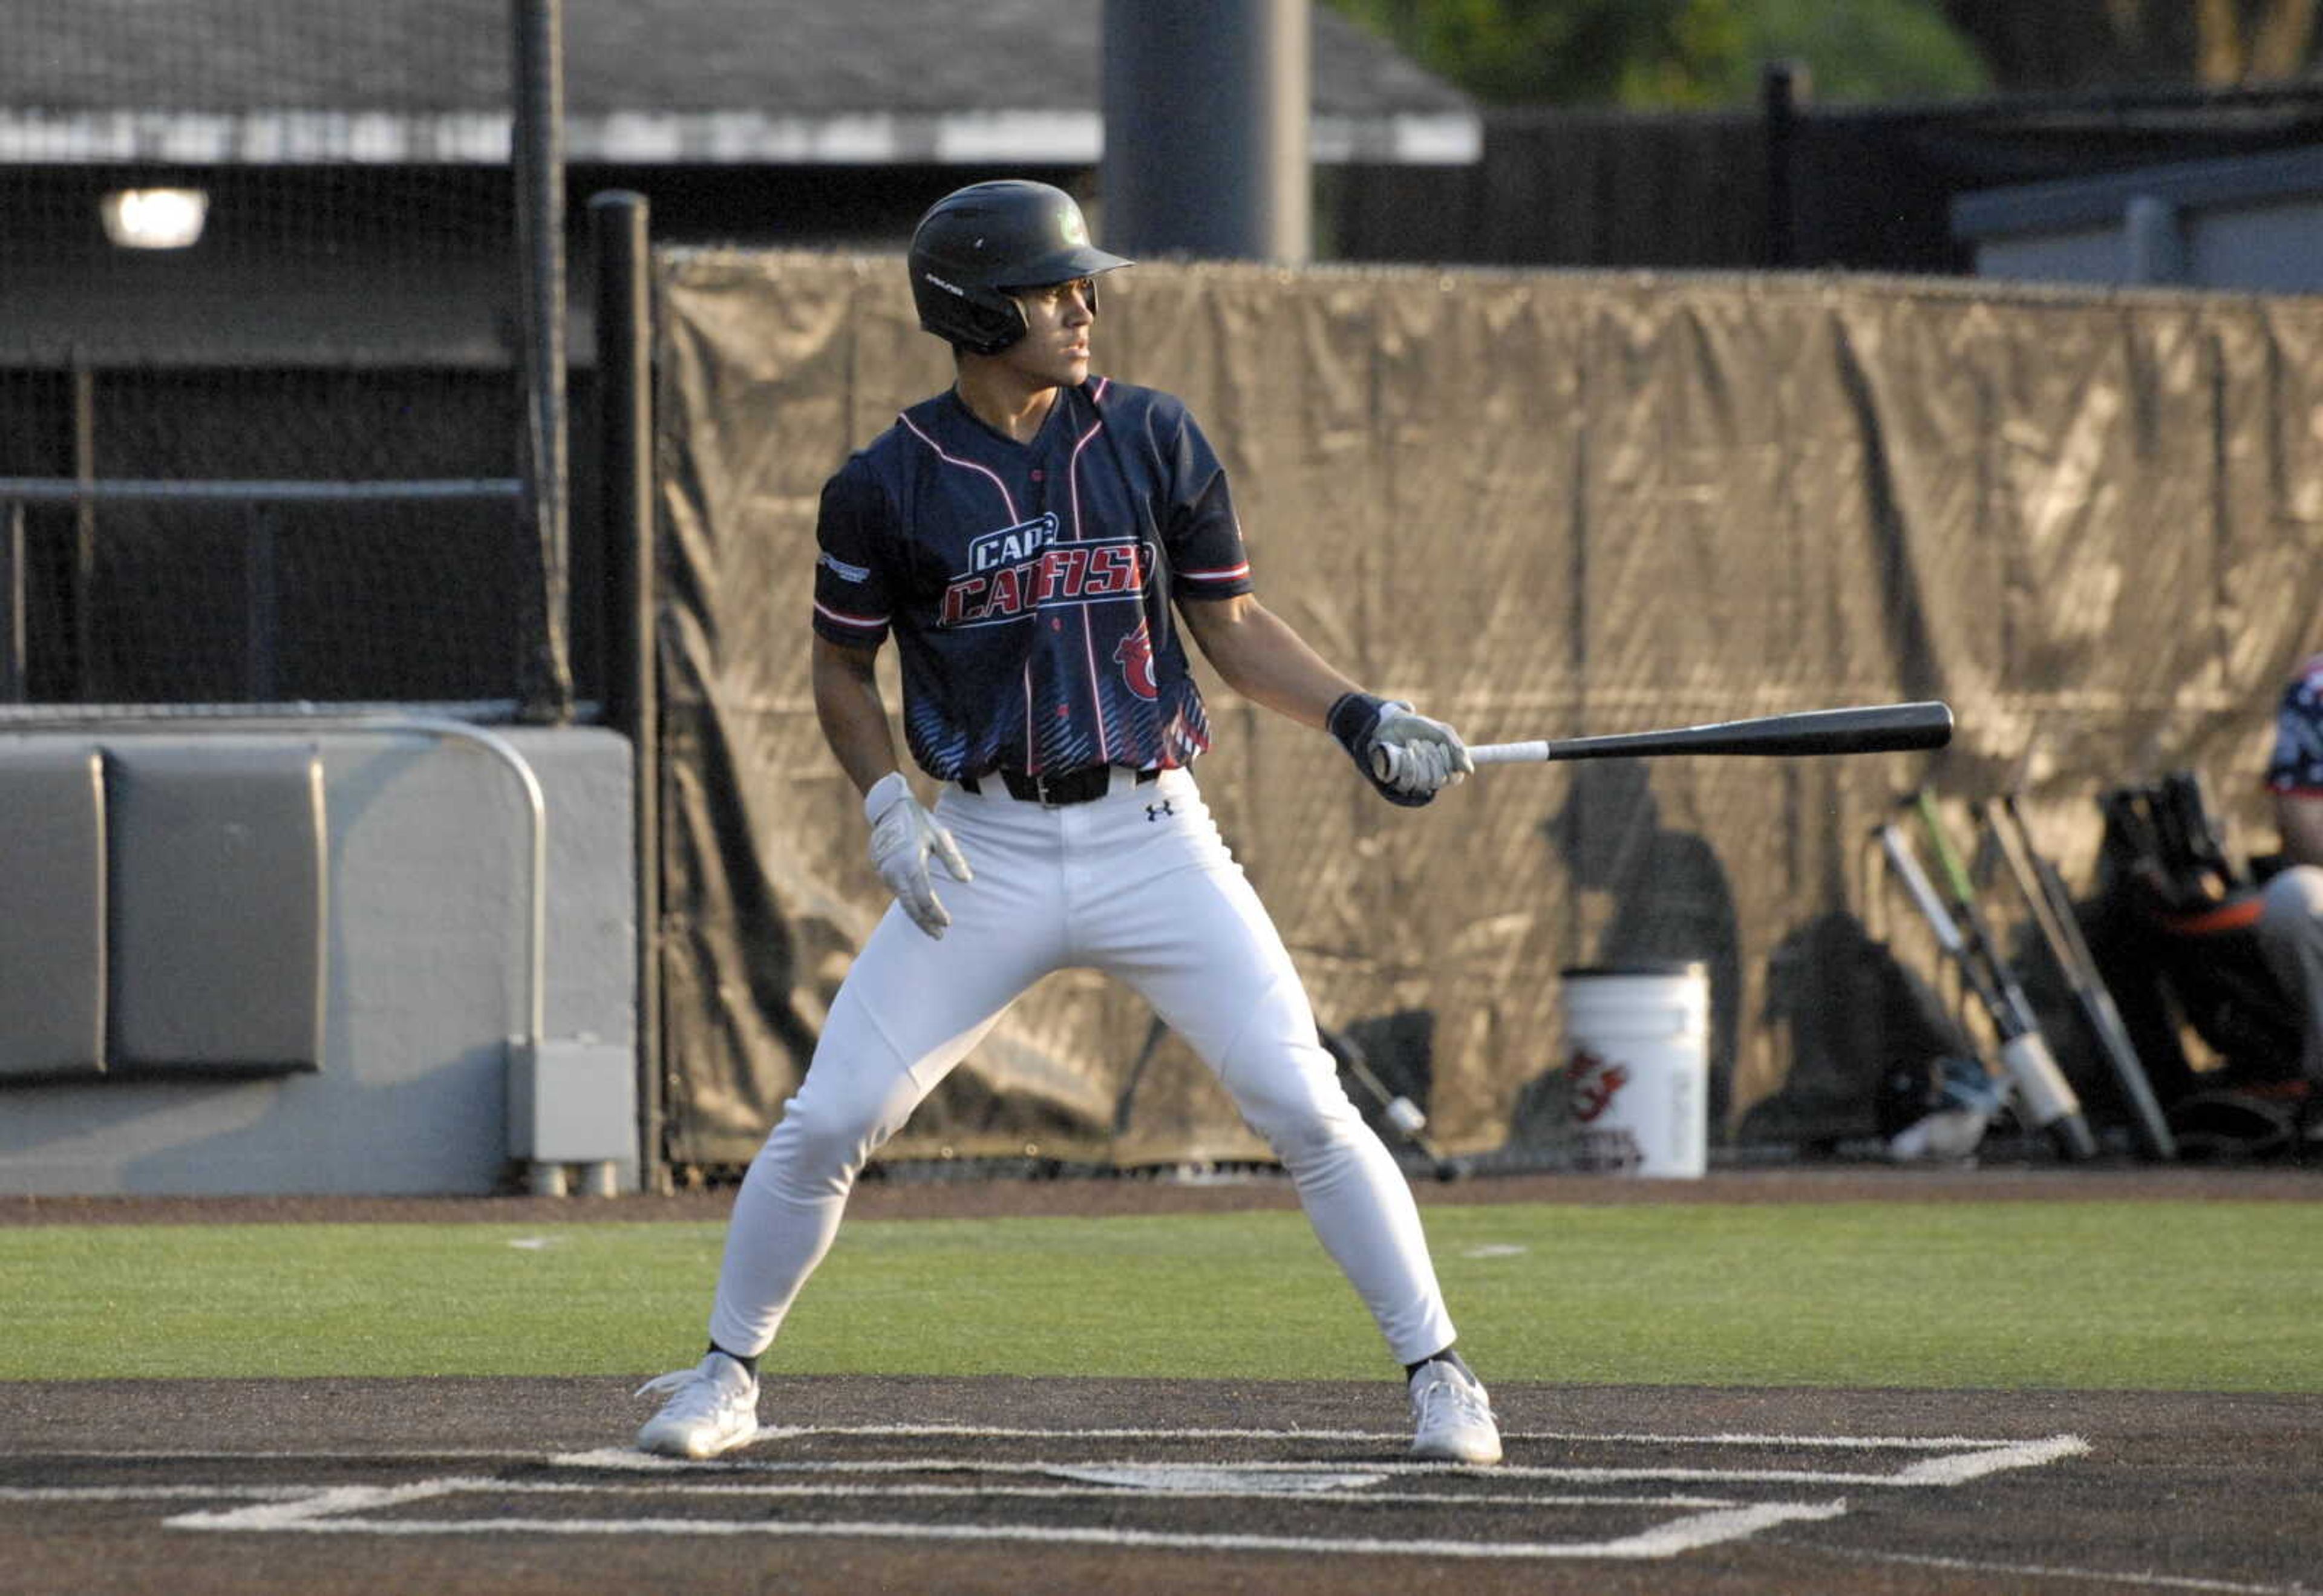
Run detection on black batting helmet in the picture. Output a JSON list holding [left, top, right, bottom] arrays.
[[907, 180, 1131, 355]]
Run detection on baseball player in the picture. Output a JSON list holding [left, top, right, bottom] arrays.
[[2258, 652, 2323, 1085], [636, 180, 1500, 1467]]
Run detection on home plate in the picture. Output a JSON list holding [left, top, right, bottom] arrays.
[[1045, 1465, 1388, 1494]]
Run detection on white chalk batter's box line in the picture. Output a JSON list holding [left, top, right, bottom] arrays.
[[563, 1425, 2093, 1488], [66, 1428, 2088, 1564]]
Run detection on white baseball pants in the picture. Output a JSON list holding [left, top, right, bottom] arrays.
[[706, 766, 1459, 1367], [2255, 863, 2323, 1082]]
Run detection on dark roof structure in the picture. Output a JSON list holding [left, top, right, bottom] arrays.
[[2, 0, 1478, 166]]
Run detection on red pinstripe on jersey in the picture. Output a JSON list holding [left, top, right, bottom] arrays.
[[897, 405, 1041, 760], [1067, 409, 1114, 762], [897, 410, 1019, 522], [814, 378, 1244, 780], [812, 598, 887, 634]]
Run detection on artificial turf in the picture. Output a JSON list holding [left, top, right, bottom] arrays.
[[6, 1201, 2318, 1391]]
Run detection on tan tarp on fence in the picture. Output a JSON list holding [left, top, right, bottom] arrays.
[[654, 250, 2323, 1169]]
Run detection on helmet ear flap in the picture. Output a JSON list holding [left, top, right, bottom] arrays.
[[956, 293, 1028, 356], [909, 265, 1025, 355]]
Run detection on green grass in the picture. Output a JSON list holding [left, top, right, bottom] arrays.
[[5, 1201, 2319, 1391]]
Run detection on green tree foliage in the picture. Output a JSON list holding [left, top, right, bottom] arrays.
[[1936, 0, 2320, 90], [1734, 0, 1993, 102], [1330, 0, 2323, 102], [1327, 0, 1992, 106]]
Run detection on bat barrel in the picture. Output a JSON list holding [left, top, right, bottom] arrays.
[[1539, 701, 1953, 762], [1386, 701, 1952, 779]]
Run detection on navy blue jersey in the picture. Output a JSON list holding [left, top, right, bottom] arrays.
[[811, 377, 1254, 781], [2267, 653, 2323, 794]]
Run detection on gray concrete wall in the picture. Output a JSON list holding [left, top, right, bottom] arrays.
[[0, 725, 637, 1196]]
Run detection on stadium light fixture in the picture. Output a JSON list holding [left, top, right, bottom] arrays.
[[99, 188, 210, 250]]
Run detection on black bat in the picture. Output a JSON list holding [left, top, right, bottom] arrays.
[[1981, 795, 2177, 1161], [1111, 1012, 1170, 1139], [1116, 1015, 1468, 1183], [1373, 701, 1952, 782]]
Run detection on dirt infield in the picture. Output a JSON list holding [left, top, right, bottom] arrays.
[[7, 1374, 2322, 1595], [7, 1166, 2323, 1594]]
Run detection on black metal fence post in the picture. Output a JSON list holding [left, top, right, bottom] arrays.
[[591, 188, 664, 1191], [513, 0, 572, 723], [2, 502, 24, 702], [1762, 60, 1811, 269]]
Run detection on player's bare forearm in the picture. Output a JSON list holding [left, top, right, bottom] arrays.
[[2276, 792, 2323, 868], [812, 635, 903, 798], [1178, 593, 1362, 730]]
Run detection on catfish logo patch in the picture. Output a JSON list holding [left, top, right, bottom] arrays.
[[1115, 621, 1158, 701]]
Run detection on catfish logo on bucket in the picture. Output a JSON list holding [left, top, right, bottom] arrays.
[[1568, 1047, 1630, 1123], [1568, 1046, 1645, 1172]]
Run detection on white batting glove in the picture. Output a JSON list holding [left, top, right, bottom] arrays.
[[864, 772, 972, 939], [1373, 702, 1473, 798]]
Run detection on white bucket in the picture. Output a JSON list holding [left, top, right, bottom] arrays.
[[1560, 964, 1710, 1179]]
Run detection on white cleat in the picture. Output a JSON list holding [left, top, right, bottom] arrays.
[[634, 1352, 760, 1459], [1408, 1358, 1502, 1466]]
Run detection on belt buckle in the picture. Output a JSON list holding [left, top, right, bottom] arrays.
[[1033, 767, 1109, 806]]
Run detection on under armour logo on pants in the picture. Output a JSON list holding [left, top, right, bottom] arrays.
[[1146, 800, 1174, 822]]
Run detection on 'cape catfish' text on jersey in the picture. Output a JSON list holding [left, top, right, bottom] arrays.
[[810, 378, 1254, 782]]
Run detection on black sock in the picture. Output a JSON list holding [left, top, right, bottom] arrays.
[[708, 1343, 759, 1376], [1403, 1346, 1470, 1381]]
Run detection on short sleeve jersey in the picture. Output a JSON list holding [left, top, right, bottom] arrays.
[[811, 377, 1254, 782], [2266, 653, 2323, 794]]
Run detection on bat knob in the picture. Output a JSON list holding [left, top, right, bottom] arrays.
[[1369, 744, 1397, 782]]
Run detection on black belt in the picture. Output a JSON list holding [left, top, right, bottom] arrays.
[[958, 765, 1160, 806]]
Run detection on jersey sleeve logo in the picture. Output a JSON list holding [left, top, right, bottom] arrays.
[[818, 551, 871, 584], [1114, 620, 1158, 701]]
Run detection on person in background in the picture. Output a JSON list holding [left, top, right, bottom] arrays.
[[2256, 651, 2323, 1088]]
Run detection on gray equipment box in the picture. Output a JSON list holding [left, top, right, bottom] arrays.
[[0, 745, 108, 1081], [105, 741, 327, 1074]]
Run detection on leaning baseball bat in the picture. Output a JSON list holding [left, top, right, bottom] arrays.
[[1371, 701, 1952, 783], [1318, 1025, 1467, 1182], [1877, 822, 2096, 1159], [1983, 796, 2177, 1162], [1909, 793, 2100, 1161]]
